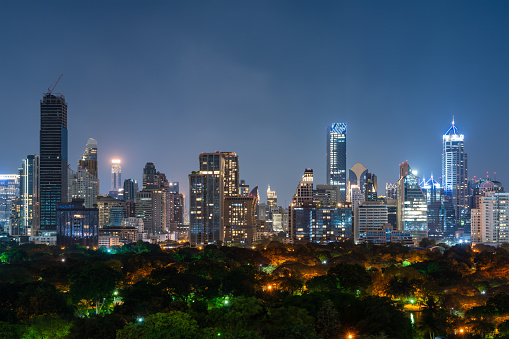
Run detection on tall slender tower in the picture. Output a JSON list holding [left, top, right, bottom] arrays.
[[16, 155, 40, 236], [111, 159, 122, 192], [326, 123, 347, 202], [40, 93, 68, 231], [71, 139, 99, 208], [442, 118, 468, 228], [78, 138, 98, 177]]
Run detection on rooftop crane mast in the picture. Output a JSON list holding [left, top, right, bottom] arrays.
[[47, 74, 63, 94]]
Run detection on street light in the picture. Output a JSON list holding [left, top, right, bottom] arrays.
[[137, 317, 144, 323]]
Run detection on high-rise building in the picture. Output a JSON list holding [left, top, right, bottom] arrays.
[[348, 163, 367, 203], [239, 180, 250, 197], [385, 183, 398, 200], [354, 201, 388, 244], [142, 162, 159, 190], [123, 179, 139, 202], [96, 195, 126, 227], [0, 175, 20, 234], [40, 93, 68, 230], [442, 119, 468, 229], [471, 192, 509, 244], [365, 173, 378, 202], [188, 151, 239, 245], [69, 139, 99, 208], [12, 156, 40, 236], [326, 123, 347, 202], [111, 159, 122, 192], [224, 196, 257, 244], [289, 168, 352, 242], [267, 185, 277, 207], [78, 138, 98, 178], [397, 161, 428, 243], [420, 176, 455, 239]]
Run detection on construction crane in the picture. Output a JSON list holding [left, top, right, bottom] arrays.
[[48, 74, 63, 94]]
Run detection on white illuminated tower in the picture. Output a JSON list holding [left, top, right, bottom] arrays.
[[326, 123, 347, 202], [111, 159, 122, 192], [442, 118, 468, 228]]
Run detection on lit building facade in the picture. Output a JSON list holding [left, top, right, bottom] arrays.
[[326, 123, 347, 202], [111, 159, 122, 192], [40, 93, 68, 231], [348, 163, 367, 204], [397, 161, 428, 243], [442, 119, 468, 229], [188, 152, 239, 245], [12, 156, 39, 236], [471, 192, 509, 244], [0, 174, 19, 234], [56, 200, 98, 247], [224, 196, 257, 244], [354, 201, 388, 244]]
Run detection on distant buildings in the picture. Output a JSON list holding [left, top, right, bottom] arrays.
[[349, 162, 367, 204], [289, 169, 352, 242], [326, 123, 347, 202], [40, 93, 68, 231]]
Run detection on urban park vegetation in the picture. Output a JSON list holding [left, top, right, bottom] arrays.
[[0, 240, 509, 338]]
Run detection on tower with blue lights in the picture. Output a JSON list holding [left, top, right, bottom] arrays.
[[442, 118, 468, 229], [326, 123, 347, 202]]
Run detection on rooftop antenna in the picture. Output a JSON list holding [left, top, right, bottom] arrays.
[[47, 74, 63, 94]]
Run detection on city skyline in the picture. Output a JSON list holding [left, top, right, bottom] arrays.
[[1, 1, 509, 204]]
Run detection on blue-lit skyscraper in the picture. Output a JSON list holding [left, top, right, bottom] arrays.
[[442, 119, 468, 229], [326, 123, 347, 202], [40, 93, 68, 231]]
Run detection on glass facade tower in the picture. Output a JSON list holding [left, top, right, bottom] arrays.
[[442, 119, 468, 229], [40, 93, 68, 231], [326, 123, 347, 202]]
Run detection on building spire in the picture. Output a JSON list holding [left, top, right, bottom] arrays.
[[452, 115, 455, 126]]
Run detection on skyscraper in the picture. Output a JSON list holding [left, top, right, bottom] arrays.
[[326, 123, 347, 202], [442, 119, 468, 228], [40, 93, 68, 230], [397, 161, 428, 243], [78, 138, 98, 178], [0, 174, 19, 234], [111, 159, 122, 192], [188, 151, 239, 245], [348, 162, 367, 204], [12, 155, 39, 236], [70, 139, 99, 208]]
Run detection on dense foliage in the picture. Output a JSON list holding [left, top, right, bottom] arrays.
[[0, 240, 509, 338]]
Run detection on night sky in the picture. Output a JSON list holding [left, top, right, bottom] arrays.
[[1, 1, 508, 205]]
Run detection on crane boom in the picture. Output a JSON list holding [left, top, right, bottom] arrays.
[[48, 74, 63, 94]]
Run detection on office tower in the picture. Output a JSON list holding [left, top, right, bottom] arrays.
[[326, 123, 347, 202], [397, 161, 428, 243], [354, 202, 388, 244], [96, 195, 126, 227], [56, 200, 98, 247], [365, 173, 377, 202], [69, 139, 99, 208], [314, 185, 341, 206], [111, 159, 122, 192], [471, 192, 509, 244], [168, 182, 179, 194], [188, 151, 239, 245], [123, 179, 139, 202], [40, 93, 68, 230], [267, 185, 277, 207], [293, 169, 314, 205], [442, 119, 468, 228], [78, 138, 98, 178], [239, 180, 250, 197], [142, 162, 159, 190], [224, 196, 257, 244], [386, 183, 398, 200], [0, 175, 20, 234], [12, 156, 39, 236], [348, 163, 367, 203], [420, 176, 455, 239], [289, 168, 352, 242]]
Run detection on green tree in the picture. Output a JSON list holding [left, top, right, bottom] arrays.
[[326, 262, 371, 293], [417, 297, 446, 339], [21, 316, 71, 339], [116, 312, 200, 339], [316, 299, 340, 339], [70, 262, 121, 314]]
